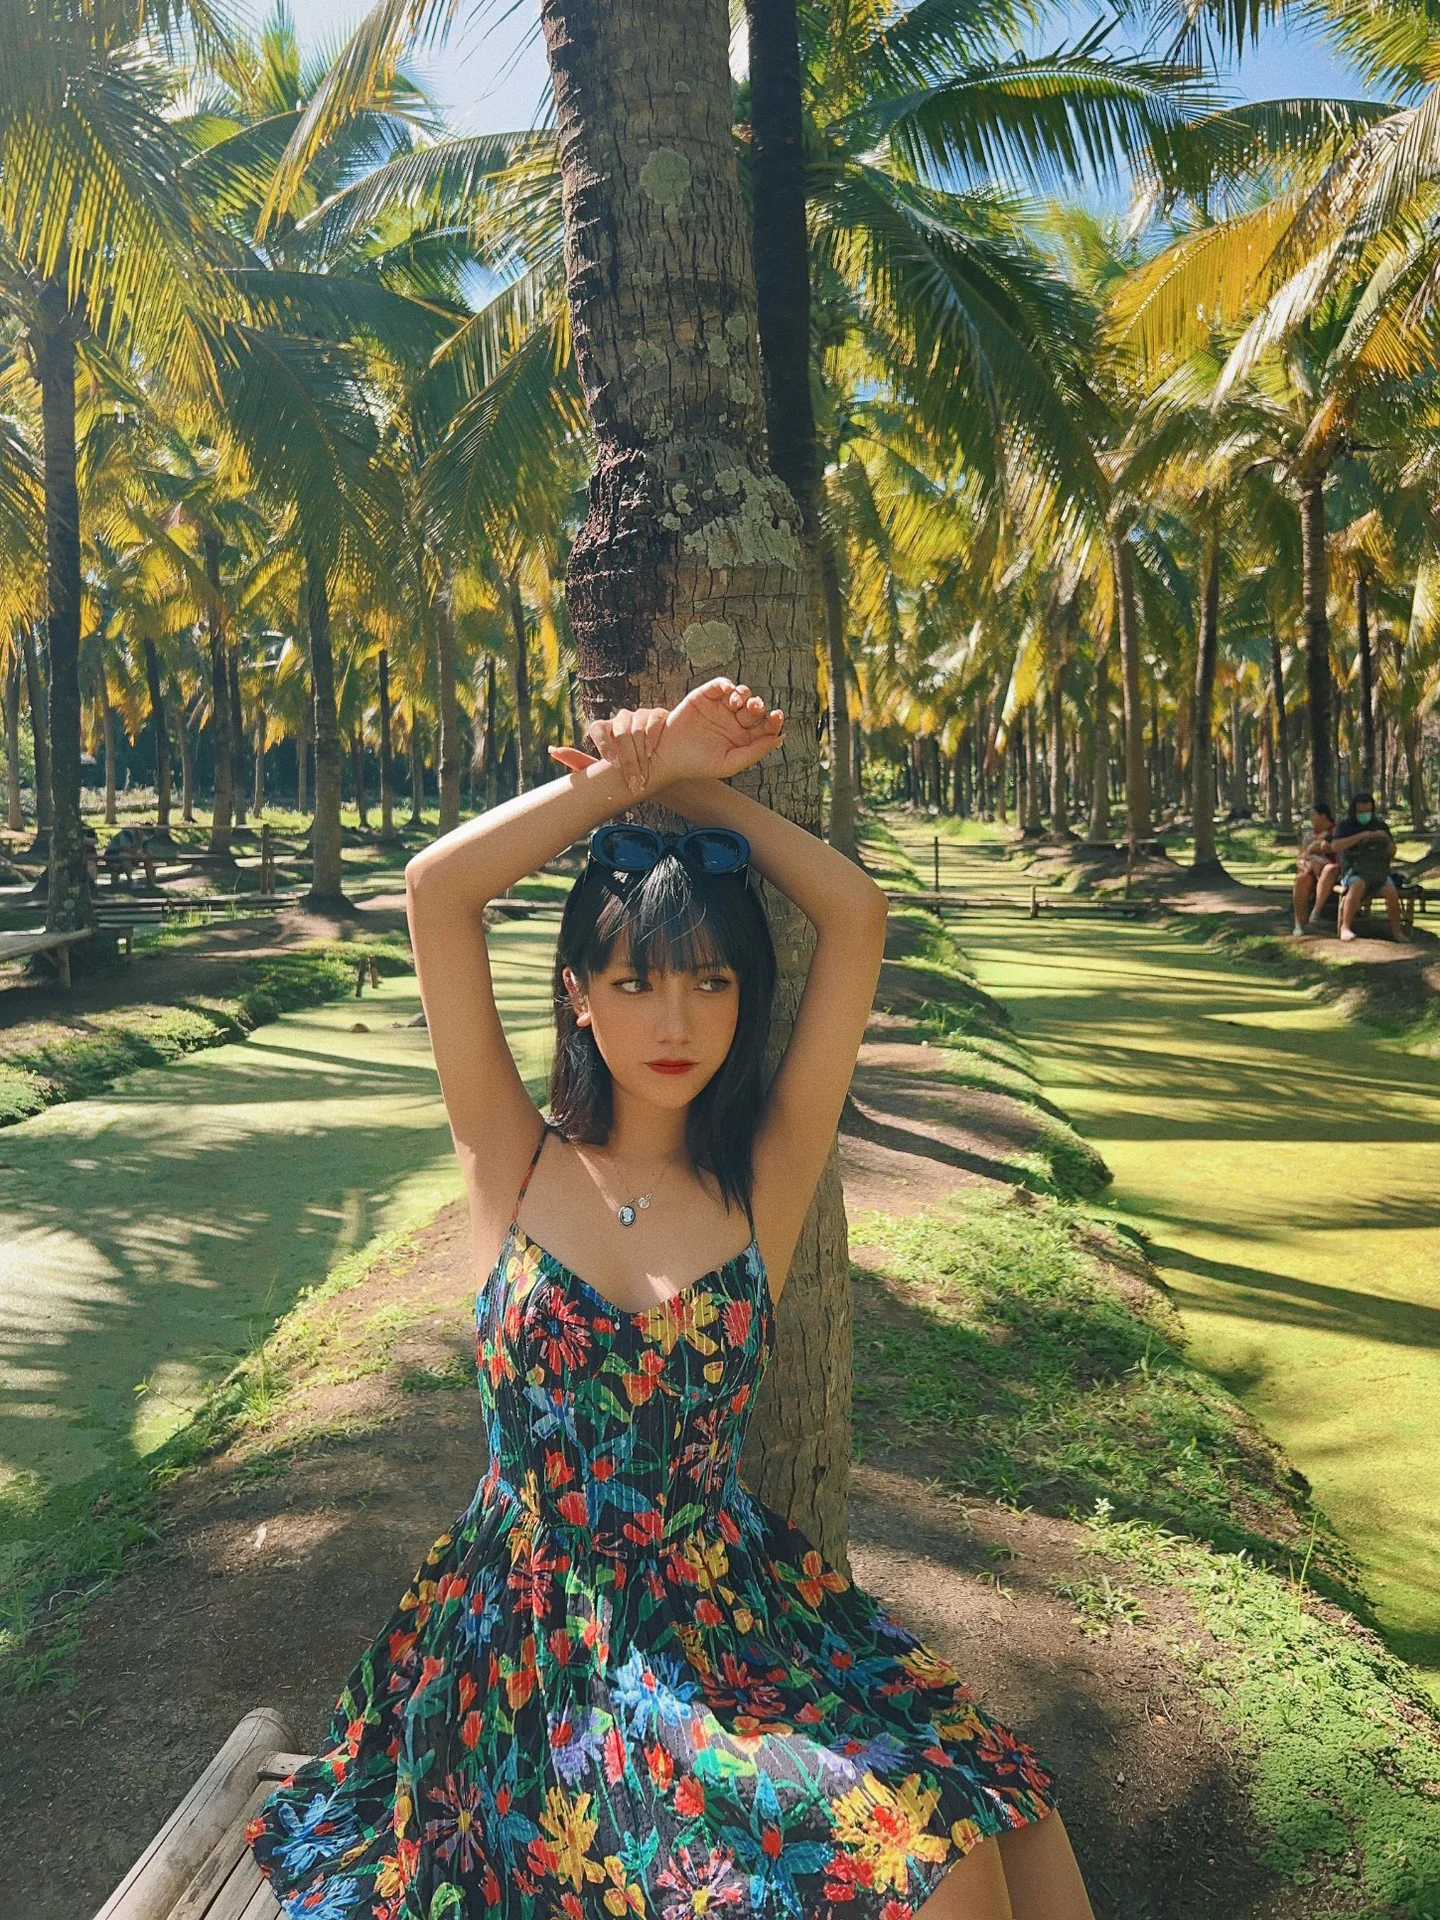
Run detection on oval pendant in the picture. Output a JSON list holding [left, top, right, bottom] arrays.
[[618, 1204, 638, 1228]]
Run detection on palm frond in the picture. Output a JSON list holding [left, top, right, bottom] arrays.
[[866, 40, 1214, 198]]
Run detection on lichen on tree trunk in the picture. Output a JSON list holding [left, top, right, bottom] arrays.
[[539, 0, 853, 1565]]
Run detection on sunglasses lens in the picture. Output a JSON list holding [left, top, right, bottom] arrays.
[[595, 826, 663, 870], [685, 830, 748, 874]]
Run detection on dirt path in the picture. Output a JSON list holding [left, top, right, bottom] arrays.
[[901, 824, 1440, 1704]]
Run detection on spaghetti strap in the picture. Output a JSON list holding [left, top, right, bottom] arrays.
[[511, 1120, 550, 1228]]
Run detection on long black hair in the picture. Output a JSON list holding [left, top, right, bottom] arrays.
[[548, 853, 777, 1218]]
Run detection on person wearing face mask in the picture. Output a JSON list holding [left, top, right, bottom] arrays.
[[1331, 790, 1403, 941]]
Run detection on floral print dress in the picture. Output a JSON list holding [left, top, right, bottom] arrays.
[[248, 1124, 1060, 1919]]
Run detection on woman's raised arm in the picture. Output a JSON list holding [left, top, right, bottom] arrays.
[[660, 770, 888, 1278], [407, 753, 662, 1263]]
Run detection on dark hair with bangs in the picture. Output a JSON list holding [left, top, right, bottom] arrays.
[[548, 855, 777, 1219]]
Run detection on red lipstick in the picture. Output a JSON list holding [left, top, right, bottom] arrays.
[[647, 1059, 696, 1075]]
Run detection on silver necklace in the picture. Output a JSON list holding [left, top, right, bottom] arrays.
[[589, 1145, 681, 1227]]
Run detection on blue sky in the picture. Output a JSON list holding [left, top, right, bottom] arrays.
[[287, 0, 1379, 137]]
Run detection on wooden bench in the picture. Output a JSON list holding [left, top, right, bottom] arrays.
[[1334, 876, 1426, 935], [0, 925, 94, 988], [90, 1707, 304, 1920], [94, 899, 167, 956], [161, 893, 290, 917]]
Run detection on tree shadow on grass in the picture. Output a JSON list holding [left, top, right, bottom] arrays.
[[1146, 1240, 1440, 1351]]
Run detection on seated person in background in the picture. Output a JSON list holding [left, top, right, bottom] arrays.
[[103, 824, 160, 888], [1331, 791, 1402, 942], [1294, 800, 1339, 935]]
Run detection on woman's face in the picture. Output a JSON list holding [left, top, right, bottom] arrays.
[[564, 939, 741, 1110]]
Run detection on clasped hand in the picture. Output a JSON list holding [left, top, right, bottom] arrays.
[[548, 677, 785, 796]]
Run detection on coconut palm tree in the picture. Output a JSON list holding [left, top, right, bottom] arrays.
[[0, 0, 239, 933]]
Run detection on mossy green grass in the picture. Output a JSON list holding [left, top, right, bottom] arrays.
[[906, 824, 1440, 1703]]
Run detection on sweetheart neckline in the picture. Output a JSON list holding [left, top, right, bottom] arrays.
[[498, 1221, 767, 1323]]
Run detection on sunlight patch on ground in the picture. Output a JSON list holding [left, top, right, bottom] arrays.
[[0, 922, 554, 1510]]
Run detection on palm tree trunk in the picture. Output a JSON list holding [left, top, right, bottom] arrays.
[[297, 705, 308, 813], [1110, 534, 1151, 844], [253, 700, 266, 816], [4, 649, 24, 829], [817, 530, 858, 858], [482, 653, 498, 811], [378, 647, 396, 838], [408, 714, 425, 826], [305, 547, 345, 905], [1405, 719, 1428, 833], [96, 660, 117, 826], [1049, 658, 1069, 836], [178, 697, 195, 822], [436, 585, 462, 832], [1332, 693, 1344, 809], [1298, 472, 1334, 802], [35, 301, 90, 934], [1191, 527, 1221, 870], [747, 0, 859, 864], [229, 646, 248, 828], [351, 729, 368, 829], [1269, 632, 1293, 830], [1021, 707, 1043, 834], [1355, 571, 1375, 789], [204, 533, 234, 852], [141, 636, 172, 826], [506, 569, 532, 795], [1087, 644, 1111, 840], [21, 623, 52, 835], [540, 0, 847, 1562], [1262, 696, 1277, 822]]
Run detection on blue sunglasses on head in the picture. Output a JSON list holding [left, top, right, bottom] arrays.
[[585, 823, 751, 885]]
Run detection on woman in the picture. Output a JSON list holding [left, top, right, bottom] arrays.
[[1292, 802, 1340, 936], [248, 677, 1093, 1920]]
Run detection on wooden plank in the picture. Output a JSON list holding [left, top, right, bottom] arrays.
[[0, 927, 94, 962], [90, 1707, 295, 1920], [168, 1781, 275, 1920], [205, 1852, 269, 1920], [238, 1877, 284, 1920]]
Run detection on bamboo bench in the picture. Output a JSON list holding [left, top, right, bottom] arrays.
[[95, 899, 167, 955], [90, 1707, 306, 1920], [94, 893, 290, 955], [0, 925, 94, 987]]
